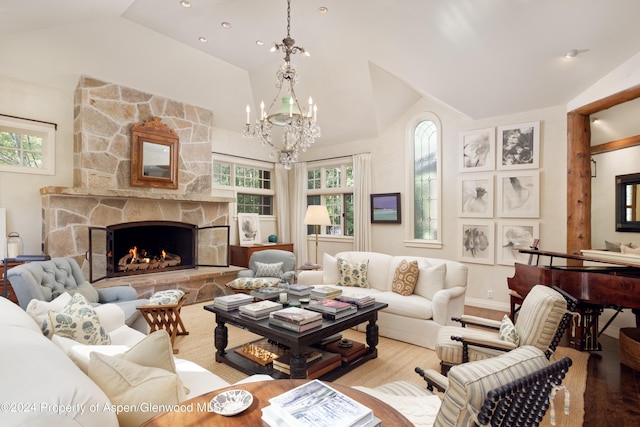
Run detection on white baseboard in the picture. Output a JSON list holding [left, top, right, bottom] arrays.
[[465, 297, 510, 313]]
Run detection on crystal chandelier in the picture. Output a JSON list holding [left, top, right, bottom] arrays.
[[242, 0, 320, 170]]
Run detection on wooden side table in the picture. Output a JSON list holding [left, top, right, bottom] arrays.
[[138, 293, 190, 354], [229, 243, 294, 268], [141, 379, 412, 426]]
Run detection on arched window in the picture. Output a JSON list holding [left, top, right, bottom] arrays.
[[406, 113, 441, 246]]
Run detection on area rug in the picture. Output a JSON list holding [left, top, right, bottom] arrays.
[[175, 301, 587, 427]]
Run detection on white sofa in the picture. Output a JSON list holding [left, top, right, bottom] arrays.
[[297, 252, 468, 350], [0, 296, 270, 426]]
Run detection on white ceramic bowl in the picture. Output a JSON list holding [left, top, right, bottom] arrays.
[[210, 389, 253, 416]]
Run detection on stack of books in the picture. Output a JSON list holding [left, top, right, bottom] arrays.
[[250, 287, 282, 300], [306, 298, 357, 320], [212, 293, 254, 311], [287, 284, 313, 297], [310, 286, 342, 300], [238, 300, 284, 320], [262, 379, 380, 427], [324, 340, 369, 363], [272, 348, 323, 374], [272, 349, 341, 379], [268, 307, 323, 332], [336, 293, 375, 308]]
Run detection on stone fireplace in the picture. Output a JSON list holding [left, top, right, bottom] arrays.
[[40, 76, 240, 302]]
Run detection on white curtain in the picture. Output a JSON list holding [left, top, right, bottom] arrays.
[[275, 164, 290, 244], [291, 162, 309, 264], [353, 153, 372, 251]]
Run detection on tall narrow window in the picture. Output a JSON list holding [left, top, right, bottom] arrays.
[[407, 114, 441, 245]]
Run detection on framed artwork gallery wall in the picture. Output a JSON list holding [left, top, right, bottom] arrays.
[[458, 122, 541, 266]]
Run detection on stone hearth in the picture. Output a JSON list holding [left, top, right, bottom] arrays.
[[39, 76, 238, 302]]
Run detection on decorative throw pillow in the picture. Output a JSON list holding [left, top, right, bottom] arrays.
[[55, 282, 99, 303], [621, 245, 640, 255], [391, 259, 420, 296], [499, 314, 520, 345], [337, 258, 370, 288], [148, 289, 185, 306], [26, 292, 72, 332], [43, 293, 111, 345], [322, 253, 339, 284], [414, 263, 447, 300], [52, 334, 129, 373], [228, 277, 281, 290], [87, 330, 187, 427], [255, 261, 284, 278]]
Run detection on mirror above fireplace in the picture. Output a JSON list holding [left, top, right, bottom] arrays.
[[130, 117, 179, 189]]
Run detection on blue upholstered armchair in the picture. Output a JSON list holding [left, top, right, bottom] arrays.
[[237, 249, 296, 283], [7, 257, 148, 333]]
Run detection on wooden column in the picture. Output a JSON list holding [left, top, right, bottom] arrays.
[[566, 85, 640, 263], [566, 111, 592, 264]]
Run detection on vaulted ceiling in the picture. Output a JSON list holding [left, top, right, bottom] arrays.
[[2, 0, 640, 146]]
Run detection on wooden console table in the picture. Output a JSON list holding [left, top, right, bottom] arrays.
[[141, 379, 412, 426], [229, 243, 293, 268]]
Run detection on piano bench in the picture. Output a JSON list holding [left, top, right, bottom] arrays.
[[620, 328, 640, 372]]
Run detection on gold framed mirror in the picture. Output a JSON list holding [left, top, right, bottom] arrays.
[[130, 117, 179, 189]]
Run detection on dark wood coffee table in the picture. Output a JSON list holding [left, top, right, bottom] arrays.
[[204, 302, 388, 380], [141, 379, 412, 426]]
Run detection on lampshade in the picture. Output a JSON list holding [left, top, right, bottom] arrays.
[[303, 205, 331, 226]]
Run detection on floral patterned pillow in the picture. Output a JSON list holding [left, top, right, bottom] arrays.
[[337, 258, 370, 288], [43, 293, 111, 345], [499, 314, 520, 345], [148, 290, 185, 306]]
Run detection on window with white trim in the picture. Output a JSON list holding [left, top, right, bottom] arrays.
[[307, 161, 354, 237], [408, 114, 441, 243], [212, 156, 274, 215], [0, 116, 55, 175]]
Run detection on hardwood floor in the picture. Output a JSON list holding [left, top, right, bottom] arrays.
[[465, 306, 640, 426]]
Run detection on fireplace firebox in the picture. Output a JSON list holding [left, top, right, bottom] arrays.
[[88, 221, 230, 282]]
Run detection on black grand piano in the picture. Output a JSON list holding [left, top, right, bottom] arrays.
[[508, 248, 640, 351]]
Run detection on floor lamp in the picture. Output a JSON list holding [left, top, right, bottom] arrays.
[[303, 205, 331, 265]]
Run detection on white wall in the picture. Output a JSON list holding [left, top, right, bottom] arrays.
[[0, 76, 74, 254], [301, 95, 568, 312]]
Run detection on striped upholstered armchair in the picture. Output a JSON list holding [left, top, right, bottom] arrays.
[[354, 346, 572, 427], [433, 285, 577, 374]]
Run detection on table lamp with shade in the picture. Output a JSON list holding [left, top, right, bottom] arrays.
[[303, 205, 331, 265]]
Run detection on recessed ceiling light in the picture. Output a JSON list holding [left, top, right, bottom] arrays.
[[256, 40, 265, 46], [199, 37, 208, 43], [180, 1, 191, 8], [318, 7, 328, 14], [221, 22, 231, 29], [563, 49, 579, 59]]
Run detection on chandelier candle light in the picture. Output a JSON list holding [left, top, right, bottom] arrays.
[[242, 0, 320, 170]]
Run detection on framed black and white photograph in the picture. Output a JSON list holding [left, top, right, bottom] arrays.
[[497, 171, 540, 218], [459, 220, 495, 265], [460, 127, 495, 172], [459, 174, 494, 218], [497, 121, 540, 170], [496, 221, 539, 266], [371, 193, 401, 224], [237, 213, 261, 245]]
